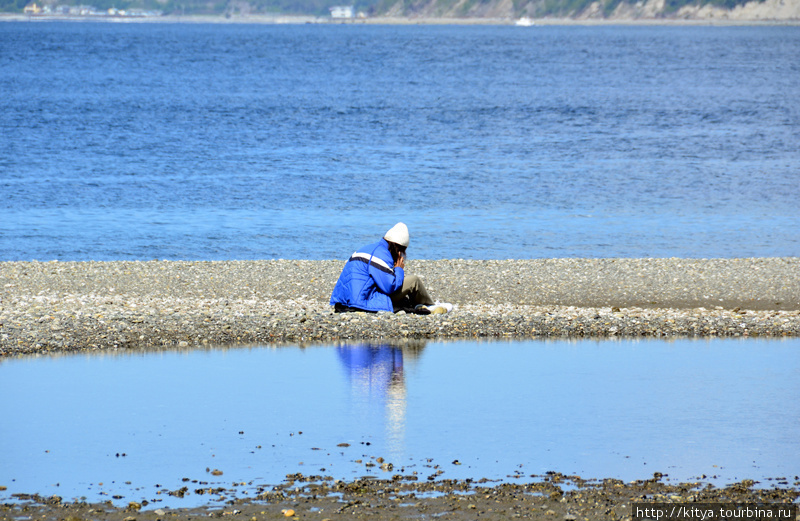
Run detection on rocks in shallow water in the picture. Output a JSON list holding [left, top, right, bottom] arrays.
[[0, 258, 799, 356], [5, 475, 798, 521]]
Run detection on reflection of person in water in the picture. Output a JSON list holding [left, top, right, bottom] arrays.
[[336, 344, 405, 399], [336, 343, 426, 453]]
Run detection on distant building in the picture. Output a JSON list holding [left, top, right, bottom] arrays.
[[23, 2, 42, 13], [329, 5, 354, 18]]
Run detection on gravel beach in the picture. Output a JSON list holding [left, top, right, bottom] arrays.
[[1, 258, 799, 357]]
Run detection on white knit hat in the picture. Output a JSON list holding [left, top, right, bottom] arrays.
[[384, 222, 409, 247]]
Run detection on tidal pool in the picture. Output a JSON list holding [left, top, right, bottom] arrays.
[[1, 338, 798, 507]]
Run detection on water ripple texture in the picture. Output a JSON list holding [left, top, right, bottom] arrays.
[[1, 23, 798, 260]]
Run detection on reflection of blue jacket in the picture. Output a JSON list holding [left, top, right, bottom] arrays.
[[337, 344, 403, 382], [330, 239, 404, 312]]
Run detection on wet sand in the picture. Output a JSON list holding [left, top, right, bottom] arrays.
[[1, 258, 799, 357], [3, 473, 798, 520]]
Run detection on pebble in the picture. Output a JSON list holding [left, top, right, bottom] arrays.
[[1, 258, 798, 357]]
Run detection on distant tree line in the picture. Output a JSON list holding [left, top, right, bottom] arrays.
[[1, 0, 168, 11], [2, 0, 28, 11], [1, 0, 762, 16]]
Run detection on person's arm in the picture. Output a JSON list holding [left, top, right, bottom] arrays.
[[371, 257, 404, 295]]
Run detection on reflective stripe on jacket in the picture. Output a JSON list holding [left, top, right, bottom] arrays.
[[330, 238, 404, 312]]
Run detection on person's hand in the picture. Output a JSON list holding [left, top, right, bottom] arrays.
[[396, 252, 405, 269]]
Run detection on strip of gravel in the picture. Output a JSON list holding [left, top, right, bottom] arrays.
[[1, 258, 799, 357]]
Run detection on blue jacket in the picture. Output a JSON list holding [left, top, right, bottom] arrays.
[[330, 238, 405, 312]]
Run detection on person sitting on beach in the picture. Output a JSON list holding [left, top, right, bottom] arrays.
[[330, 222, 452, 314]]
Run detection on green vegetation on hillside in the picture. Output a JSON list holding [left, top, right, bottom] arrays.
[[0, 0, 167, 12], [1, 0, 28, 11]]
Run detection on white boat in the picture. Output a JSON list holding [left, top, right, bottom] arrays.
[[515, 16, 535, 26]]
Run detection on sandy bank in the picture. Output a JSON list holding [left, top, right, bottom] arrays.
[[1, 258, 799, 357]]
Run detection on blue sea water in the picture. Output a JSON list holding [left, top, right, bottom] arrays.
[[2, 339, 799, 507], [1, 23, 799, 261]]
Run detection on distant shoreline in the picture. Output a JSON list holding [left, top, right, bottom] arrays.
[[1, 12, 798, 25]]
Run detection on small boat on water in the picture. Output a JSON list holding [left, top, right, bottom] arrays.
[[515, 16, 535, 26]]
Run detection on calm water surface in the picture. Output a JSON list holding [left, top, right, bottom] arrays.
[[1, 338, 798, 507], [2, 24, 799, 260]]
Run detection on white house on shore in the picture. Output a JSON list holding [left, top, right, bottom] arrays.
[[329, 5, 354, 18]]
